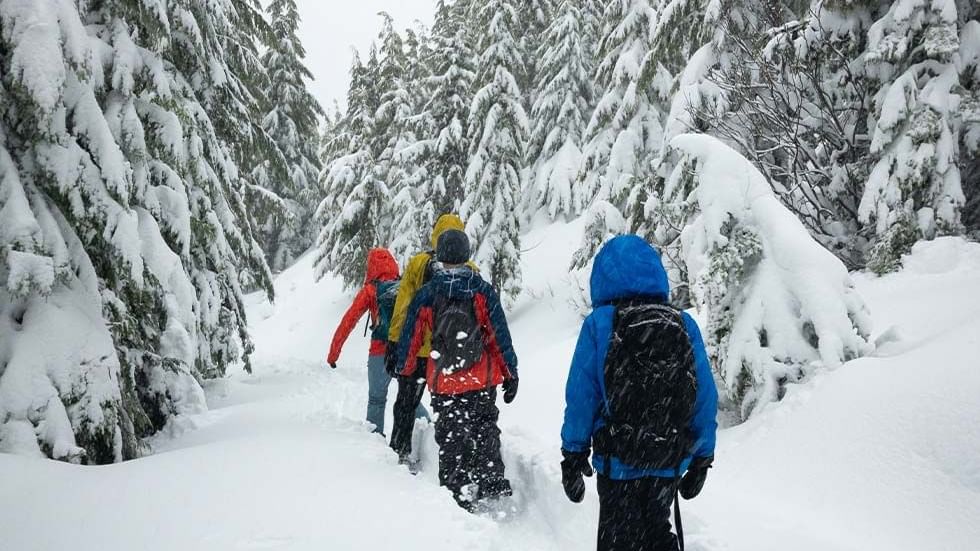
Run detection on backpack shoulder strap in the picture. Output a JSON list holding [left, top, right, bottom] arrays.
[[422, 251, 437, 284]]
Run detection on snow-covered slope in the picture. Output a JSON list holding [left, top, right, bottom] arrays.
[[2, 227, 978, 550], [697, 237, 980, 551]]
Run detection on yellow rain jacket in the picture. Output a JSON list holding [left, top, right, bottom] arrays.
[[387, 214, 478, 357]]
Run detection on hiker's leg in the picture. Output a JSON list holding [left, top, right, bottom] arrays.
[[389, 359, 428, 457], [390, 376, 419, 456], [432, 393, 471, 508], [468, 388, 510, 499], [365, 355, 390, 434], [597, 475, 649, 551], [643, 477, 679, 551]]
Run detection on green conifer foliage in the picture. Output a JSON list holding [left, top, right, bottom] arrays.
[[253, 0, 325, 272], [462, 0, 528, 301]]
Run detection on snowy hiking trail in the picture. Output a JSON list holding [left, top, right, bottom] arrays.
[[2, 224, 980, 551], [0, 347, 590, 551]]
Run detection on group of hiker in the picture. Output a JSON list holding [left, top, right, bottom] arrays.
[[327, 214, 718, 550]]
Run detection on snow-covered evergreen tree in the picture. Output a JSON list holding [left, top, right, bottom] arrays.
[[373, 15, 410, 161], [252, 0, 324, 272], [573, 0, 666, 267], [389, 25, 436, 262], [0, 2, 127, 461], [693, 0, 977, 271], [313, 101, 345, 234], [616, 0, 732, 304], [580, 0, 606, 45], [202, 0, 277, 168], [314, 50, 386, 286], [0, 0, 271, 462], [517, 0, 555, 104], [421, 0, 477, 215], [649, 0, 724, 144], [526, 0, 595, 220], [650, 0, 715, 70], [860, 0, 967, 273], [667, 0, 872, 270], [462, 0, 528, 300], [371, 14, 425, 264], [627, 0, 745, 277], [155, 0, 274, 362], [318, 101, 346, 182], [961, 15, 980, 235], [662, 134, 873, 418], [186, 0, 278, 291]]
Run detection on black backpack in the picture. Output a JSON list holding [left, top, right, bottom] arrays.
[[593, 300, 698, 471], [430, 294, 484, 375]]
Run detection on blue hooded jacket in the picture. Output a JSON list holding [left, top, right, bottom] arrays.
[[560, 235, 718, 479]]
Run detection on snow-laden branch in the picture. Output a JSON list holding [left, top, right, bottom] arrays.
[[665, 134, 874, 418]]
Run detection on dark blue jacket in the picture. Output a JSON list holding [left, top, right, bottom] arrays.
[[561, 235, 718, 479], [396, 267, 518, 394]]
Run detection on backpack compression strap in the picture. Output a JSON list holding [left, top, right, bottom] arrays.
[[674, 466, 685, 551]]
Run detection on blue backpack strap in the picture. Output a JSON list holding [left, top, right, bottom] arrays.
[[371, 278, 401, 342]]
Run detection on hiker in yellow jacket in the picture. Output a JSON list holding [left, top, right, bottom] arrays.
[[385, 214, 477, 466]]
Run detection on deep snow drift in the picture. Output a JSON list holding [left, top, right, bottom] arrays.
[[1, 223, 979, 551]]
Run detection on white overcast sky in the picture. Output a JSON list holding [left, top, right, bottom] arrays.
[[293, 0, 438, 111]]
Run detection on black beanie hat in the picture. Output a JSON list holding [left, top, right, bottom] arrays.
[[436, 229, 471, 265]]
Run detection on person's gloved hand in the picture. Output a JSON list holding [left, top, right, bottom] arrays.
[[384, 342, 399, 377], [679, 455, 713, 500], [560, 449, 593, 503], [502, 377, 519, 404], [327, 361, 337, 369]]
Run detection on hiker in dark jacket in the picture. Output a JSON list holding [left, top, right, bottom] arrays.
[[327, 248, 425, 435], [396, 229, 519, 510], [561, 235, 718, 551]]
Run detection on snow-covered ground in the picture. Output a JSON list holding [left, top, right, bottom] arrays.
[[2, 223, 979, 551]]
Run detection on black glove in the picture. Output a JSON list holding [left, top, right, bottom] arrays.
[[560, 449, 593, 503], [502, 378, 519, 404], [679, 455, 713, 500], [384, 342, 399, 377], [328, 361, 337, 369]]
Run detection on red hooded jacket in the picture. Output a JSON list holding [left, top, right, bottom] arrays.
[[327, 248, 400, 363]]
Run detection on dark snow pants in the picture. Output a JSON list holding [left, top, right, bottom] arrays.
[[431, 388, 511, 509], [596, 475, 678, 551], [389, 359, 429, 457]]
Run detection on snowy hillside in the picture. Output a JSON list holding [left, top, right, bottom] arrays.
[[6, 0, 976, 469], [2, 221, 978, 551]]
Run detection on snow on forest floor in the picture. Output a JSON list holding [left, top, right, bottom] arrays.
[[2, 224, 979, 551]]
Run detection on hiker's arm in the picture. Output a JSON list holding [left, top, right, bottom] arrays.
[[561, 314, 603, 453], [327, 286, 373, 364], [483, 285, 518, 377], [683, 312, 718, 459], [396, 286, 432, 376], [387, 253, 426, 343]]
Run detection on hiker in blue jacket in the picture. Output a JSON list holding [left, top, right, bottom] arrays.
[[560, 235, 718, 551]]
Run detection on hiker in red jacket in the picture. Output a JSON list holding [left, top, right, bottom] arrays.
[[327, 248, 427, 435], [395, 230, 519, 510]]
